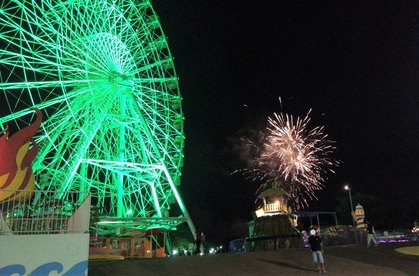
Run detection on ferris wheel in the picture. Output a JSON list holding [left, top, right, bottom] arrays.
[[0, 0, 194, 235]]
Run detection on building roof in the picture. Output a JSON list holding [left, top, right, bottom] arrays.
[[257, 187, 290, 198]]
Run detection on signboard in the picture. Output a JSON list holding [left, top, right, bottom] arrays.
[[0, 234, 89, 275]]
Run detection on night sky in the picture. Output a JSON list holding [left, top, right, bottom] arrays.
[[0, 1, 418, 245], [153, 1, 419, 243]]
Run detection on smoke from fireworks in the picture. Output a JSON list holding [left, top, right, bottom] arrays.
[[238, 109, 339, 210]]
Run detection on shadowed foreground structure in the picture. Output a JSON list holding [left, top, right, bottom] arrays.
[[89, 242, 418, 275]]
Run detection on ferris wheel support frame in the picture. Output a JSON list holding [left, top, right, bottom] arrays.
[[0, 0, 196, 243]]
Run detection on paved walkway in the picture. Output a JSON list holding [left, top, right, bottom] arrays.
[[88, 242, 419, 275]]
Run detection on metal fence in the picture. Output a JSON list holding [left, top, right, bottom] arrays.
[[0, 190, 90, 235], [316, 229, 417, 247]]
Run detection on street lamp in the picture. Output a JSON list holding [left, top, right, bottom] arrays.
[[345, 184, 359, 244], [344, 185, 355, 227]]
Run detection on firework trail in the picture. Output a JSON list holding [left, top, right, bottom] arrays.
[[239, 109, 339, 210]]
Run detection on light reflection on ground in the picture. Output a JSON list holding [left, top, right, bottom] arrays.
[[395, 246, 419, 256]]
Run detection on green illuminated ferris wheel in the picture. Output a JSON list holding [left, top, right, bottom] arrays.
[[0, 0, 195, 235]]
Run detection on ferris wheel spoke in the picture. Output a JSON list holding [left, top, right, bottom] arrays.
[[0, 86, 93, 124], [0, 80, 95, 90]]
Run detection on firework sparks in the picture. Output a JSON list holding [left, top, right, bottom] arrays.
[[239, 109, 339, 210]]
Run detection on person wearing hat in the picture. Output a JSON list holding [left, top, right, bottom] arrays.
[[308, 228, 326, 273]]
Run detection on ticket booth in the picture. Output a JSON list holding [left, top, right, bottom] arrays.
[[146, 228, 166, 258], [127, 228, 166, 258]]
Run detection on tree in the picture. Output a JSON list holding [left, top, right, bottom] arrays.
[[336, 192, 388, 228]]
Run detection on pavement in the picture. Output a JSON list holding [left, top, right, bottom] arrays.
[[88, 242, 419, 275]]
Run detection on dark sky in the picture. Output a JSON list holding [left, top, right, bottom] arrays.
[[153, 1, 419, 241], [1, 1, 418, 244]]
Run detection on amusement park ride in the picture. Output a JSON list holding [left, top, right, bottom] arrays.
[[0, 0, 195, 244]]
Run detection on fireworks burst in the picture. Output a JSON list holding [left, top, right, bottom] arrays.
[[239, 109, 339, 210]]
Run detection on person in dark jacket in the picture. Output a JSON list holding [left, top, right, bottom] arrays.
[[194, 228, 204, 255]]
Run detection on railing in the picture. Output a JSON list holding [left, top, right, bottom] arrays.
[[375, 229, 418, 243], [263, 203, 287, 213], [317, 229, 418, 246], [0, 190, 90, 235]]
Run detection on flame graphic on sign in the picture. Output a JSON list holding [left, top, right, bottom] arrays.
[[0, 109, 42, 202]]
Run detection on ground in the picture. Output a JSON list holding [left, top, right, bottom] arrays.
[[88, 242, 419, 275]]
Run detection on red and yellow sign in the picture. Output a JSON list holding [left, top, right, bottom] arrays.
[[0, 109, 42, 202]]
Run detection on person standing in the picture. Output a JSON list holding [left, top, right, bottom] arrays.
[[366, 220, 379, 246], [308, 229, 326, 273], [194, 227, 204, 255]]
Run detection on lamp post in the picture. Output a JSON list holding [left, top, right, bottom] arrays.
[[345, 185, 358, 244], [344, 185, 355, 226]]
